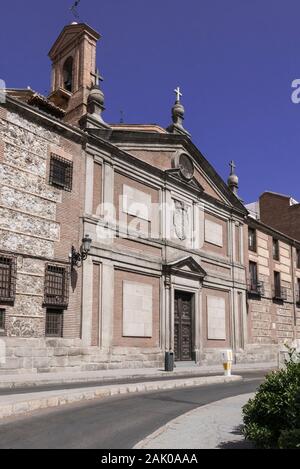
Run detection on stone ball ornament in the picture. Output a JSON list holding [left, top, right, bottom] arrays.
[[228, 172, 239, 186], [87, 85, 105, 115]]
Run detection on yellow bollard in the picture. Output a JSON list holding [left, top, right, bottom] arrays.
[[222, 350, 233, 377]]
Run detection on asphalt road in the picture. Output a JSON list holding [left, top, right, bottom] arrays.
[[0, 372, 266, 449]]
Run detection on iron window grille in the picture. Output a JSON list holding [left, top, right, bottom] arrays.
[[49, 154, 73, 191], [45, 309, 63, 337], [248, 281, 265, 296], [0, 309, 5, 331], [273, 286, 288, 301], [0, 254, 16, 303], [44, 264, 69, 308]]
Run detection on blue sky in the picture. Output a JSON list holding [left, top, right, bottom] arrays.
[[1, 0, 300, 203]]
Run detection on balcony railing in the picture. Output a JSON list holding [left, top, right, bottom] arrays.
[[273, 286, 288, 301], [247, 281, 265, 296]]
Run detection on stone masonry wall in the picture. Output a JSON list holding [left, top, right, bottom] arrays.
[[247, 227, 297, 351], [0, 106, 84, 343]]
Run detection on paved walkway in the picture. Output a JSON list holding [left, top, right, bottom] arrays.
[[0, 362, 275, 390], [135, 393, 255, 449]]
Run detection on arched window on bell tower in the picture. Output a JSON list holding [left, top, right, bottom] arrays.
[[63, 57, 73, 92]]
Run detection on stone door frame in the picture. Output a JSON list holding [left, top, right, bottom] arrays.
[[162, 256, 206, 364]]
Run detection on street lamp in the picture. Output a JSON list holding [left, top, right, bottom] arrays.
[[70, 234, 92, 269]]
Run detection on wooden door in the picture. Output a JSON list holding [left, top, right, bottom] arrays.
[[174, 291, 193, 361]]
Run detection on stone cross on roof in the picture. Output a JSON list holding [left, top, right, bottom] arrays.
[[91, 68, 103, 87], [174, 86, 183, 103], [229, 160, 236, 175]]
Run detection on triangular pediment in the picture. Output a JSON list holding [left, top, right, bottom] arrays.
[[165, 169, 204, 195], [164, 256, 207, 280], [49, 23, 100, 59], [182, 140, 246, 213], [99, 126, 247, 215]]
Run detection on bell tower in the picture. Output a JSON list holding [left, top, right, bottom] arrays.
[[48, 22, 101, 125]]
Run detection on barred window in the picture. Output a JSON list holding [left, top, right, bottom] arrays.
[[0, 255, 16, 303], [44, 265, 69, 307], [46, 309, 63, 337], [0, 309, 5, 331], [49, 154, 73, 191]]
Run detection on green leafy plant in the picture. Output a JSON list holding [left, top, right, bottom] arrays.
[[278, 429, 300, 449], [242, 346, 300, 448]]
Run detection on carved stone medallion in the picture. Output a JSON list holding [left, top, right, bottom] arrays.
[[179, 153, 194, 181]]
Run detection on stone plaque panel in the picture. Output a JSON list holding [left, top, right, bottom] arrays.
[[123, 281, 153, 337], [205, 219, 223, 247], [122, 184, 151, 221], [207, 296, 226, 340]]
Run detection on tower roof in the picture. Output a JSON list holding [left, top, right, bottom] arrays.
[[49, 23, 101, 59]]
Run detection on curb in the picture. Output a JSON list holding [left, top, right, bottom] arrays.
[[0, 363, 276, 390], [0, 375, 242, 420]]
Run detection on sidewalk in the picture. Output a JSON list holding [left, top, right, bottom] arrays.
[[135, 393, 255, 449], [0, 361, 275, 391]]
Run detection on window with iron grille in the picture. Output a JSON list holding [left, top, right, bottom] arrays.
[[44, 265, 69, 307], [274, 271, 281, 298], [49, 154, 73, 191], [0, 309, 5, 331], [273, 239, 280, 261], [0, 255, 16, 303], [273, 271, 287, 300], [248, 228, 257, 252], [249, 261, 258, 290], [248, 262, 264, 295], [45, 309, 63, 337]]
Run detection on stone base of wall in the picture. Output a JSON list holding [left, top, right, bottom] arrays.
[[235, 344, 279, 365], [0, 338, 164, 374], [198, 344, 279, 367], [0, 338, 285, 373]]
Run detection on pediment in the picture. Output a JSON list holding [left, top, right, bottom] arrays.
[[96, 124, 247, 215], [49, 24, 100, 59], [165, 169, 204, 195], [164, 256, 207, 280]]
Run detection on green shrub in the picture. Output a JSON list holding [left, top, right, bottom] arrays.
[[278, 429, 300, 449], [242, 347, 300, 448]]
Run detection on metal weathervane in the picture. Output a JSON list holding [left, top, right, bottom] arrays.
[[70, 0, 81, 20]]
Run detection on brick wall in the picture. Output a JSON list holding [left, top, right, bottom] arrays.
[[260, 192, 300, 241]]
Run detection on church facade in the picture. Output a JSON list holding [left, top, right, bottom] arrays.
[[0, 23, 299, 372]]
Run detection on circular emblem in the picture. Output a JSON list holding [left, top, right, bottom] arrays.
[[179, 153, 194, 181]]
